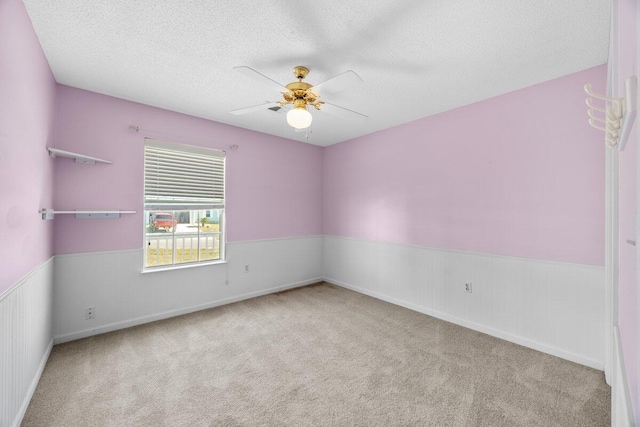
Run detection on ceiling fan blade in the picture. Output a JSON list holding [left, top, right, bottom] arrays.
[[230, 102, 281, 115], [310, 70, 363, 96], [233, 66, 288, 93], [321, 102, 368, 123]]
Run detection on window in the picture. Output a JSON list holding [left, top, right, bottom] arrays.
[[144, 139, 225, 269]]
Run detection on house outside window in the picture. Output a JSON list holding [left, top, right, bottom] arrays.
[[143, 139, 225, 269]]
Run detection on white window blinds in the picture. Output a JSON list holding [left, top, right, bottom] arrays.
[[144, 139, 225, 210]]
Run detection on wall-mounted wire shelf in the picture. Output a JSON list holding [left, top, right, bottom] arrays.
[[48, 147, 112, 165], [39, 209, 136, 220]]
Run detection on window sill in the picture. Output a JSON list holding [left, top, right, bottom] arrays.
[[141, 259, 227, 274]]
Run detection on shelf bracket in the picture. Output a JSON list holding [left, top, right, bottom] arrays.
[[40, 209, 55, 220]]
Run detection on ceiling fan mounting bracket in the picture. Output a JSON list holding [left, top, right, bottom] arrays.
[[292, 66, 309, 80]]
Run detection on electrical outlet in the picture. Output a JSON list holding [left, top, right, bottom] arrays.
[[245, 265, 250, 273], [465, 283, 473, 293], [85, 306, 95, 320]]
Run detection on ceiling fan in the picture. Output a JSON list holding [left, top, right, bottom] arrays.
[[230, 65, 368, 130]]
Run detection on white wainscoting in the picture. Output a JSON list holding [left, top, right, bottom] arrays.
[[0, 257, 54, 427], [53, 236, 323, 343], [323, 236, 606, 370]]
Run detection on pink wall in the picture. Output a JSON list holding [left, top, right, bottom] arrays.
[[0, 0, 56, 293], [614, 0, 639, 418], [52, 86, 323, 254], [324, 65, 607, 266]]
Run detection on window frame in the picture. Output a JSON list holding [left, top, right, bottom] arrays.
[[142, 138, 226, 271]]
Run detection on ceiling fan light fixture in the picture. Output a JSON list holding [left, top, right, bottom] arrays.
[[287, 106, 313, 129], [232, 65, 367, 133]]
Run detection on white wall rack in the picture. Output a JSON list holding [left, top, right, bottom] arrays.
[[584, 76, 638, 151], [47, 147, 112, 165], [39, 209, 136, 220], [43, 149, 134, 219]]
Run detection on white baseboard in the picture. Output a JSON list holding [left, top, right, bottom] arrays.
[[53, 237, 324, 343], [54, 277, 322, 344], [12, 338, 54, 427], [612, 326, 636, 426], [323, 236, 606, 371], [5, 235, 611, 425], [325, 278, 603, 370]]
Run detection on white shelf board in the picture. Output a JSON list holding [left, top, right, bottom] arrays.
[[40, 209, 136, 220], [47, 147, 112, 165]]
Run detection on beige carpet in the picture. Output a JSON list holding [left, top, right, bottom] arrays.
[[23, 283, 610, 426]]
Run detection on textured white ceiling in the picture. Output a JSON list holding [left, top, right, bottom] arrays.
[[23, 0, 610, 146]]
